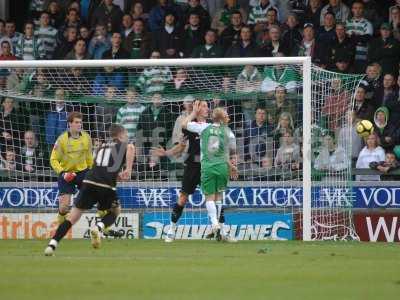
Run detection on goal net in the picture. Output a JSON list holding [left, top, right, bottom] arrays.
[[0, 58, 363, 241]]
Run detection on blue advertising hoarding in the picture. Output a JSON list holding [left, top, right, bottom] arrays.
[[1, 185, 400, 209], [142, 211, 293, 240]]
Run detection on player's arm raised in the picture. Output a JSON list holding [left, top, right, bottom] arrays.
[[182, 100, 200, 130]]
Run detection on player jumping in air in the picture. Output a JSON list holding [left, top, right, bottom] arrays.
[[183, 102, 238, 239], [50, 112, 93, 225], [44, 124, 135, 255], [152, 100, 235, 242]]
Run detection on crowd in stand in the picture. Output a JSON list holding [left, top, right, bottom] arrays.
[[1, 0, 400, 181]]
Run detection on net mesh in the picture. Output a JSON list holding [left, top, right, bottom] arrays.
[[0, 60, 363, 240]]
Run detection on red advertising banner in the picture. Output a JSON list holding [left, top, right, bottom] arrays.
[[354, 212, 400, 242]]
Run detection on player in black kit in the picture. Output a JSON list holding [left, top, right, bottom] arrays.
[[152, 100, 235, 242], [44, 124, 135, 256]]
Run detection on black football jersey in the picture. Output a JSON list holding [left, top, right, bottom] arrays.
[[182, 128, 200, 165], [86, 141, 127, 188]]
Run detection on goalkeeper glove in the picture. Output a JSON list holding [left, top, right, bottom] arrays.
[[63, 172, 76, 182]]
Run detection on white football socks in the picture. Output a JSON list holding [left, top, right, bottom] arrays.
[[206, 201, 219, 226]]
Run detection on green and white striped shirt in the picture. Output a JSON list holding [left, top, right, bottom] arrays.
[[248, 2, 279, 24], [135, 67, 173, 94], [345, 18, 372, 61], [15, 36, 45, 60], [35, 26, 58, 59], [116, 103, 146, 141]]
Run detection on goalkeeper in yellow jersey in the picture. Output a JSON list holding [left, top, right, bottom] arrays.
[[50, 112, 93, 224]]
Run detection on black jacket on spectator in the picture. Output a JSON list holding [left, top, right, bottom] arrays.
[[191, 43, 224, 58], [303, 5, 323, 28], [373, 87, 397, 109], [101, 47, 130, 59], [260, 40, 288, 57], [353, 100, 375, 121], [220, 25, 241, 53], [281, 28, 302, 55], [183, 5, 211, 31], [123, 31, 152, 59], [182, 26, 205, 57], [0, 107, 27, 153], [326, 36, 356, 68], [368, 36, 400, 76], [384, 92, 400, 124], [225, 41, 260, 58], [292, 40, 328, 65], [91, 2, 124, 32], [316, 27, 336, 44], [152, 26, 183, 58], [53, 40, 75, 59]]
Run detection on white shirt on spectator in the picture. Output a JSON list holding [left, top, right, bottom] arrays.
[[355, 146, 385, 181]]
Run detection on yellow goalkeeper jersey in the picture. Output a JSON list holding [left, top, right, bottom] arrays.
[[50, 130, 93, 175]]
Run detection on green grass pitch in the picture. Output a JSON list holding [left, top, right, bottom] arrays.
[[0, 240, 399, 300]]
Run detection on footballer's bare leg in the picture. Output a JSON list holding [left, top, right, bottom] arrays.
[[165, 192, 188, 243], [45, 207, 84, 256], [57, 194, 71, 224]]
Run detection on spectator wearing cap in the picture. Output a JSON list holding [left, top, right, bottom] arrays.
[[281, 14, 302, 54], [304, 0, 324, 28], [152, 10, 183, 58], [191, 29, 223, 58], [368, 23, 400, 77], [345, 1, 373, 73], [123, 18, 152, 59], [91, 0, 124, 33], [320, 0, 350, 26], [316, 11, 336, 44], [182, 12, 206, 57], [326, 22, 356, 70], [183, 0, 211, 31], [225, 25, 260, 58], [292, 23, 328, 67], [219, 10, 243, 53], [148, 0, 183, 32], [211, 0, 247, 35]]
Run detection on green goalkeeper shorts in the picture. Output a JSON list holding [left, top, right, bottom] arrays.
[[201, 163, 229, 196]]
